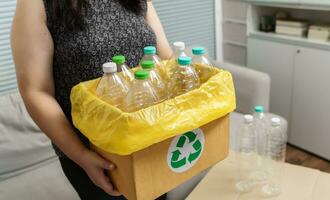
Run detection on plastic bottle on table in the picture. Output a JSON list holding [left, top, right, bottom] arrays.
[[140, 46, 166, 77], [251, 105, 269, 183], [95, 62, 129, 109], [112, 55, 134, 83], [191, 47, 216, 82], [235, 115, 257, 193], [123, 70, 159, 112], [170, 56, 200, 98], [140, 60, 168, 102], [262, 118, 287, 196]]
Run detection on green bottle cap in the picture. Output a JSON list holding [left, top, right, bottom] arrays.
[[254, 106, 264, 113], [141, 60, 155, 69], [112, 55, 126, 65], [144, 46, 156, 55], [178, 56, 192, 66], [192, 47, 205, 55], [135, 70, 149, 80]]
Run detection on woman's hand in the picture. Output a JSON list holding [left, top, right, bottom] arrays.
[[78, 150, 122, 196]]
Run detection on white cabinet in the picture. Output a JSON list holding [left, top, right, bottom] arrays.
[[247, 38, 295, 121], [222, 0, 248, 66], [247, 37, 330, 159], [291, 47, 330, 159]]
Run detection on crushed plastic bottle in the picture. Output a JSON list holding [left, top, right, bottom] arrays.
[[170, 56, 200, 98], [140, 60, 168, 102], [95, 62, 128, 109], [112, 55, 134, 83], [123, 70, 159, 112]]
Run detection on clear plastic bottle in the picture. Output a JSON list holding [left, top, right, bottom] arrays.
[[123, 70, 159, 112], [172, 42, 187, 59], [112, 55, 134, 83], [251, 105, 269, 183], [262, 118, 286, 196], [95, 62, 129, 109], [140, 60, 167, 102], [140, 46, 166, 77], [191, 47, 216, 82], [235, 115, 257, 193], [168, 42, 187, 77], [170, 56, 200, 98]]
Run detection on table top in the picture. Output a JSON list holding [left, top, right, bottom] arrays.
[[187, 152, 330, 200]]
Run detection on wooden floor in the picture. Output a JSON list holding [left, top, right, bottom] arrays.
[[286, 144, 330, 173]]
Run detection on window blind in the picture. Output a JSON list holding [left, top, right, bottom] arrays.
[[0, 0, 17, 96], [153, 0, 216, 59]]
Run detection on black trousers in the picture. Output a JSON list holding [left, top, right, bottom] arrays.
[[59, 157, 167, 200]]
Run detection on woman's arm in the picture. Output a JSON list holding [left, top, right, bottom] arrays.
[[11, 0, 120, 196], [146, 0, 173, 59]]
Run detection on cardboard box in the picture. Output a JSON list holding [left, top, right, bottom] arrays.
[[95, 115, 229, 200]]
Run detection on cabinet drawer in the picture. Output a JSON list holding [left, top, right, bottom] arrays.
[[223, 23, 247, 44], [223, 0, 248, 21], [223, 44, 246, 66]]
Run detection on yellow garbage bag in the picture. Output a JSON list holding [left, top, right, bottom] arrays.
[[71, 64, 236, 155]]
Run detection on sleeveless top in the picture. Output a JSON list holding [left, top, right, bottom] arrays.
[[43, 0, 157, 156]]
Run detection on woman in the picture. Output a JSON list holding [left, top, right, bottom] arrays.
[[11, 0, 172, 199]]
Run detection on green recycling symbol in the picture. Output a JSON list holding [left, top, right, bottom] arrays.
[[167, 129, 205, 173]]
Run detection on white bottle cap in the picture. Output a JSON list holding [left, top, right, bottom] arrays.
[[271, 118, 281, 126], [244, 115, 254, 123], [102, 62, 117, 73], [173, 42, 185, 51]]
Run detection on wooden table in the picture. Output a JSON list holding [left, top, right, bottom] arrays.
[[187, 152, 330, 200]]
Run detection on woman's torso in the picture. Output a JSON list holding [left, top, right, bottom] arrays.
[[43, 0, 157, 156]]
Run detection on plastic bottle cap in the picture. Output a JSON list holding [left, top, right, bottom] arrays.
[[102, 62, 117, 73], [173, 42, 185, 51], [135, 70, 149, 80], [271, 118, 281, 126], [112, 55, 126, 65], [254, 106, 264, 113], [244, 115, 254, 123], [144, 46, 156, 55], [141, 60, 155, 69], [178, 56, 192, 66], [192, 47, 205, 55]]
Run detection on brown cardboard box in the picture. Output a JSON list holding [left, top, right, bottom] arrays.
[[95, 115, 229, 200]]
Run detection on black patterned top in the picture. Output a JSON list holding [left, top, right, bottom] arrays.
[[43, 0, 157, 156]]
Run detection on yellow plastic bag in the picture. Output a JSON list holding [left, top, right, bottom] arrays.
[[71, 64, 236, 155]]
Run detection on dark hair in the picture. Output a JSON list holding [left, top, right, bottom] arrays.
[[51, 0, 143, 31]]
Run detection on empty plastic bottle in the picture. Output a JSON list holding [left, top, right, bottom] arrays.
[[140, 46, 166, 77], [123, 70, 159, 112], [168, 42, 188, 77], [172, 42, 187, 59], [262, 118, 287, 196], [235, 115, 257, 193], [192, 47, 216, 82], [96, 62, 129, 109], [251, 105, 269, 183], [170, 56, 200, 97], [140, 60, 167, 102], [112, 55, 134, 83]]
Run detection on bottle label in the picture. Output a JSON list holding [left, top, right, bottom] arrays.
[[167, 129, 205, 173]]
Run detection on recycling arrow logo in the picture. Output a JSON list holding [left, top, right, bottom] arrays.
[[167, 129, 205, 173]]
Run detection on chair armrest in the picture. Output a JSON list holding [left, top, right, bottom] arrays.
[[213, 61, 271, 114]]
